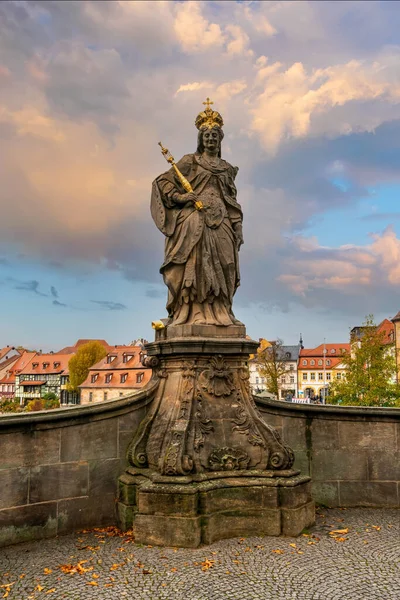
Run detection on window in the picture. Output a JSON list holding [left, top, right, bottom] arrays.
[[310, 373, 315, 380], [336, 373, 341, 380], [32, 363, 39, 369], [310, 360, 315, 366], [326, 359, 330, 366], [103, 392, 108, 401], [105, 374, 113, 384], [43, 362, 49, 369], [285, 352, 291, 359], [331, 349, 336, 354], [289, 364, 294, 371], [53, 362, 60, 368], [281, 376, 286, 384], [91, 374, 98, 384], [326, 373, 331, 381], [89, 392, 93, 402], [107, 355, 116, 364], [303, 373, 308, 381], [119, 392, 123, 397], [136, 372, 144, 384], [123, 354, 134, 363], [318, 360, 322, 366], [120, 373, 128, 384], [290, 376, 294, 384], [255, 377, 259, 384], [261, 377, 265, 384], [302, 360, 307, 366]]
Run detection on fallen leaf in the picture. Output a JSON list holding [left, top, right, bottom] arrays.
[[87, 581, 98, 586], [201, 559, 215, 571], [289, 543, 296, 548], [35, 585, 44, 592], [142, 569, 152, 575], [170, 568, 177, 573], [329, 528, 349, 535], [372, 526, 381, 531], [43, 569, 52, 575], [45, 589, 56, 594], [272, 549, 284, 554], [335, 537, 347, 543]]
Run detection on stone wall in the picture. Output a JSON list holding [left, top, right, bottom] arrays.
[[0, 379, 157, 547], [257, 398, 400, 508], [1, 385, 399, 547]]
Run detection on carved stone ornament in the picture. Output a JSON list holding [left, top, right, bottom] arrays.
[[199, 355, 235, 397], [208, 446, 250, 471]]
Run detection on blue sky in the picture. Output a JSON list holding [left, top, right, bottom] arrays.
[[1, 1, 400, 351]]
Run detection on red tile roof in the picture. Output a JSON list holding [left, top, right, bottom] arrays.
[[19, 380, 47, 386], [376, 319, 395, 345], [57, 339, 111, 354], [0, 347, 20, 362], [298, 344, 350, 370], [0, 352, 36, 385], [80, 369, 152, 389], [18, 353, 73, 375], [87, 346, 145, 371]]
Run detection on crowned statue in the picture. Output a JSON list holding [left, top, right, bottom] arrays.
[[151, 99, 243, 327]]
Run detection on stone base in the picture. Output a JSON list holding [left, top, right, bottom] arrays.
[[117, 468, 315, 547]]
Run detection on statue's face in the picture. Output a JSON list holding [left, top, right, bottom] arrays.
[[202, 128, 220, 153]]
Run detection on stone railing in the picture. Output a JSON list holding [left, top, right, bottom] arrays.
[[1, 385, 399, 546], [0, 378, 157, 547], [256, 397, 400, 508]]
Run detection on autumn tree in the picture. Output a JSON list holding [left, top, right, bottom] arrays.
[[255, 338, 287, 398], [329, 315, 400, 407], [67, 341, 108, 391]]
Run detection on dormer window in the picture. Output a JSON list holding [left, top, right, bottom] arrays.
[[123, 354, 134, 363], [105, 373, 113, 383], [107, 355, 117, 364], [91, 373, 99, 384], [285, 352, 291, 359], [318, 360, 322, 366], [331, 349, 336, 354], [120, 373, 128, 384], [32, 363, 39, 369], [43, 362, 50, 369], [302, 359, 307, 365], [326, 359, 331, 366], [53, 362, 60, 368], [136, 372, 144, 384], [310, 360, 315, 366]]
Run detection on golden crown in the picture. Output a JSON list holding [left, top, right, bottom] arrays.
[[195, 97, 224, 130]]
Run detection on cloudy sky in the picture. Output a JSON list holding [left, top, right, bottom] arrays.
[[2, 0, 400, 351]]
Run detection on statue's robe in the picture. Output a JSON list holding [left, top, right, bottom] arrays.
[[151, 152, 243, 325]]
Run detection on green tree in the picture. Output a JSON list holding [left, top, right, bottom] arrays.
[[67, 341, 107, 391], [329, 315, 400, 407], [255, 338, 287, 398]]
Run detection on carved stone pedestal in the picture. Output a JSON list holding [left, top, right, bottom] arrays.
[[118, 468, 314, 547], [117, 328, 315, 546]]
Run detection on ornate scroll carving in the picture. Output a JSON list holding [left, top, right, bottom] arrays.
[[161, 362, 195, 475], [232, 400, 265, 447], [193, 391, 214, 452], [208, 446, 250, 471], [199, 355, 235, 397]]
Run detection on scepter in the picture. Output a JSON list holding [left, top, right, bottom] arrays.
[[158, 141, 203, 211]]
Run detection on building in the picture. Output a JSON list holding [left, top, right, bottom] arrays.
[[0, 346, 20, 367], [298, 343, 350, 400], [14, 353, 78, 405], [249, 337, 303, 399], [79, 346, 152, 404], [0, 352, 36, 400]]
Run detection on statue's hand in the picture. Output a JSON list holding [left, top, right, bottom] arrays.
[[175, 192, 198, 205]]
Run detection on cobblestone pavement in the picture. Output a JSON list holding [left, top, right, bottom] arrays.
[[1, 509, 399, 600]]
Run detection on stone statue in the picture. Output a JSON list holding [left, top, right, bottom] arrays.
[[151, 99, 243, 326], [117, 99, 314, 547]]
